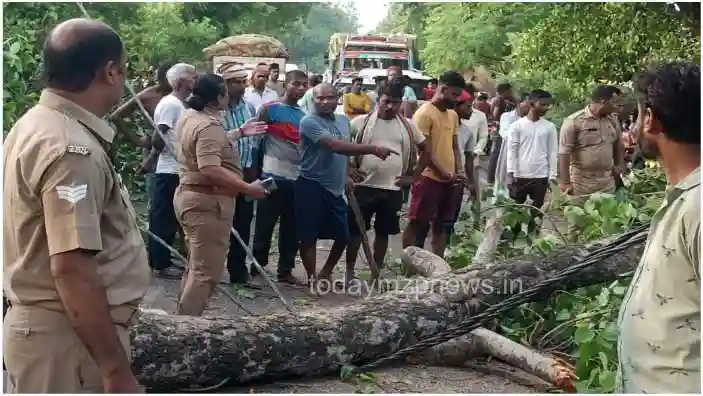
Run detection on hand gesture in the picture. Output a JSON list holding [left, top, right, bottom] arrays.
[[394, 175, 415, 187], [246, 179, 269, 199], [453, 173, 467, 186], [372, 146, 399, 160], [560, 182, 573, 195], [240, 120, 268, 137]]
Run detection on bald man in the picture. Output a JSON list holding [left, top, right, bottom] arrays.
[[3, 18, 148, 393], [244, 64, 279, 111], [295, 83, 396, 290]]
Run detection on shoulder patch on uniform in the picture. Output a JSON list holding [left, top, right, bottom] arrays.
[[56, 183, 88, 204], [66, 144, 90, 156]]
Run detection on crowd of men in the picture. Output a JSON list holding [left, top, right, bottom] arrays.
[[2, 16, 700, 394]]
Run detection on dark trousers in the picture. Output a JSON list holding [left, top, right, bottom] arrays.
[[509, 177, 549, 236], [486, 136, 502, 184], [252, 179, 297, 278], [147, 173, 180, 270], [226, 193, 255, 283]]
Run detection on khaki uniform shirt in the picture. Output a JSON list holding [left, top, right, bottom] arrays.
[[559, 106, 620, 194], [3, 90, 151, 308], [617, 167, 701, 393], [175, 108, 241, 186]]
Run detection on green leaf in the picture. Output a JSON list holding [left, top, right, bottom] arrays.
[[574, 327, 595, 344], [612, 285, 627, 296], [340, 365, 357, 381], [556, 308, 571, 321], [596, 288, 610, 307], [598, 370, 616, 392], [601, 322, 619, 342], [9, 41, 21, 55]]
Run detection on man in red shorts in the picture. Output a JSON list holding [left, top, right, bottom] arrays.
[[401, 70, 467, 258]]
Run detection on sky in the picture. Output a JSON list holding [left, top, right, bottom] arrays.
[[353, 1, 390, 33]]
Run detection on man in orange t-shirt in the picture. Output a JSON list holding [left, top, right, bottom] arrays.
[[402, 70, 467, 258]]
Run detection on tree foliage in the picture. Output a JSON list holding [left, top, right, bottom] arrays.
[[382, 2, 700, 124], [280, 2, 359, 72]]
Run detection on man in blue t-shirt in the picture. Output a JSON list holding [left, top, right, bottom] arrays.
[[296, 83, 397, 290]]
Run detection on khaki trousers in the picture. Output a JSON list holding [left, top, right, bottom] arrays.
[[571, 168, 615, 197], [173, 188, 235, 316], [3, 305, 133, 393]]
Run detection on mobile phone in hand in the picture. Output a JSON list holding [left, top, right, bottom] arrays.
[[261, 177, 277, 193], [245, 177, 277, 202]]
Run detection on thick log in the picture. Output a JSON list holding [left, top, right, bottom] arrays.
[[131, 238, 644, 390], [401, 247, 452, 277]]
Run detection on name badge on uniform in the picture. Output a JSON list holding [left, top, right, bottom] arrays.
[[66, 144, 90, 156]]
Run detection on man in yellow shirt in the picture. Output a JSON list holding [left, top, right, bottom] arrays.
[[402, 70, 467, 257], [343, 77, 371, 119]]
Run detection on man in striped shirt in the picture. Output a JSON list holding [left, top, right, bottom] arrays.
[[219, 63, 260, 285], [251, 70, 309, 285]]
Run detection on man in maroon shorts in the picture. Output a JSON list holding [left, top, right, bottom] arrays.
[[401, 71, 467, 258]]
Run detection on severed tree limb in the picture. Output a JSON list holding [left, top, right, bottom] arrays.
[[472, 207, 505, 266], [404, 249, 577, 392], [131, 237, 643, 391]]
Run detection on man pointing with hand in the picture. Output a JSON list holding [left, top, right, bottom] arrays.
[[295, 83, 397, 288]]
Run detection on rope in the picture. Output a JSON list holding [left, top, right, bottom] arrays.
[[75, 1, 294, 314], [344, 225, 647, 375]]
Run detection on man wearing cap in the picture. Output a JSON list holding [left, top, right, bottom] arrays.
[[216, 63, 261, 286]]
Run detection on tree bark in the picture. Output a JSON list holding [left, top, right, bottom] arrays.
[[401, 246, 452, 277], [132, 238, 643, 391], [472, 208, 505, 265]]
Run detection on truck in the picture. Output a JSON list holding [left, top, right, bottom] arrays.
[[324, 33, 418, 82]]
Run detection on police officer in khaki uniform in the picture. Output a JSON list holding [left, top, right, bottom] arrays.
[[558, 85, 626, 197], [3, 19, 150, 393], [173, 72, 268, 316]]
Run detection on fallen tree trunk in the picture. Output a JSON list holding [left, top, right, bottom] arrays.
[[405, 329, 576, 391], [132, 237, 643, 390]]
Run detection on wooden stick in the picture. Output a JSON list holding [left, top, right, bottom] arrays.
[[346, 187, 380, 281]]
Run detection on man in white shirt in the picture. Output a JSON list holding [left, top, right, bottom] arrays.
[[494, 93, 531, 195], [148, 63, 196, 277], [244, 64, 280, 111], [506, 89, 558, 237]]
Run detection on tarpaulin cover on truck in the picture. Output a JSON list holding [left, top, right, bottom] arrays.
[[203, 34, 289, 58]]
